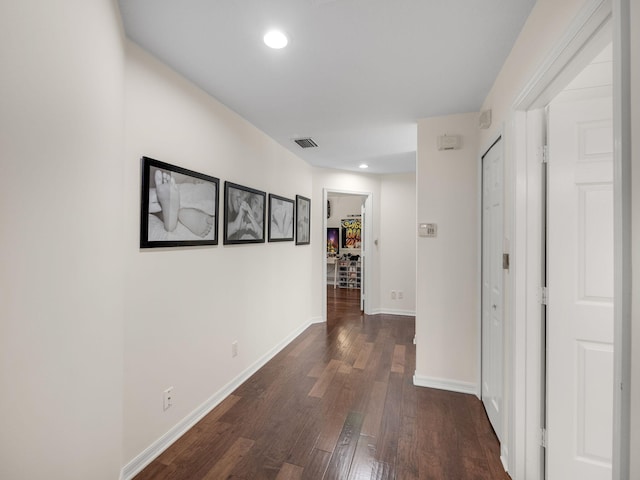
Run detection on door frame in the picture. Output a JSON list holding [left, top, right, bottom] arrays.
[[507, 0, 631, 478], [321, 188, 373, 323]]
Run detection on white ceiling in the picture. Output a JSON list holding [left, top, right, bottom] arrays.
[[118, 0, 536, 174]]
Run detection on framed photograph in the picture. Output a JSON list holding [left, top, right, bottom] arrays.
[[268, 194, 294, 242], [327, 227, 339, 254], [295, 195, 311, 245], [341, 217, 362, 249], [223, 182, 266, 244], [140, 156, 219, 248]]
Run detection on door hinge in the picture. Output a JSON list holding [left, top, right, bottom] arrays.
[[540, 428, 547, 448], [502, 253, 510, 270], [541, 145, 549, 164], [541, 286, 548, 305]]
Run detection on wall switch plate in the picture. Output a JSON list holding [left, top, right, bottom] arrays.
[[398, 291, 404, 300], [232, 341, 238, 358], [391, 290, 396, 300]]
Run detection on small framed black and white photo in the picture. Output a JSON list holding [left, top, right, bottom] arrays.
[[140, 156, 219, 248], [223, 182, 266, 244], [268, 194, 294, 242], [295, 195, 311, 245]]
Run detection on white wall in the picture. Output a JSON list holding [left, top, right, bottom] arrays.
[[479, 0, 587, 147], [123, 43, 314, 465], [379, 174, 417, 316], [415, 113, 479, 391], [0, 1, 125, 479]]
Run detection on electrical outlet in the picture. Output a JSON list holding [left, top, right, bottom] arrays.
[[398, 291, 404, 300], [232, 341, 238, 358], [163, 387, 173, 411], [391, 290, 396, 300]]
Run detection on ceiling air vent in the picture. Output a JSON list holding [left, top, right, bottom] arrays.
[[294, 138, 318, 149]]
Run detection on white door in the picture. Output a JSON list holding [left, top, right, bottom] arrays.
[[546, 95, 613, 479], [481, 138, 504, 441]]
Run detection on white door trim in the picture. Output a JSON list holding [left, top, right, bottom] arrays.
[[610, 2, 632, 479], [507, 0, 631, 478]]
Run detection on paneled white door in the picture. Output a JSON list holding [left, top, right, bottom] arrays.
[[481, 138, 503, 441], [547, 95, 613, 479]]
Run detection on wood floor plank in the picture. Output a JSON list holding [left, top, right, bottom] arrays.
[[315, 411, 349, 453], [307, 362, 326, 378], [391, 344, 406, 374], [361, 380, 388, 438], [376, 372, 402, 469], [396, 354, 419, 479], [276, 462, 304, 480], [346, 434, 375, 480], [353, 342, 374, 369], [201, 437, 254, 480], [289, 331, 318, 358], [323, 411, 364, 480], [302, 448, 331, 480], [152, 421, 238, 480], [198, 394, 242, 429], [308, 359, 342, 398]]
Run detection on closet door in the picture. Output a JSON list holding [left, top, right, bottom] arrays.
[[481, 138, 504, 442]]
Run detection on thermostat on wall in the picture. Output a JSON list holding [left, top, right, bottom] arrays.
[[418, 223, 437, 238]]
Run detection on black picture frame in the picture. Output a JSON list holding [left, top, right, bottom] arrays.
[[223, 181, 266, 244], [295, 195, 311, 245], [268, 194, 294, 242], [140, 156, 219, 248]]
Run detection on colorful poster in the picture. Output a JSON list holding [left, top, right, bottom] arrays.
[[327, 227, 339, 254], [341, 218, 361, 248]]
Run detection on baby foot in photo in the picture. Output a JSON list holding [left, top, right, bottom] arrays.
[[154, 169, 180, 232]]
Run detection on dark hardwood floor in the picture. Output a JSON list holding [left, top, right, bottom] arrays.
[[134, 287, 509, 479]]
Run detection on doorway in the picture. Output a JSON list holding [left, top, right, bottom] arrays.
[[322, 189, 371, 328]]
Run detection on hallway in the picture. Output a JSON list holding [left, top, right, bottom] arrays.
[[134, 288, 508, 479]]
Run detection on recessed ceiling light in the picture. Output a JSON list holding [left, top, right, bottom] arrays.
[[263, 30, 288, 49], [359, 163, 369, 169]]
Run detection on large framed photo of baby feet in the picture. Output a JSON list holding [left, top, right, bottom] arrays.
[[140, 157, 220, 248]]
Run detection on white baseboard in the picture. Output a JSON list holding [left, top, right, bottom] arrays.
[[500, 443, 509, 472], [413, 374, 477, 396], [369, 308, 416, 317], [310, 315, 325, 324], [120, 319, 313, 480]]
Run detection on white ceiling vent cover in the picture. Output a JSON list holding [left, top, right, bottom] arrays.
[[294, 138, 318, 148]]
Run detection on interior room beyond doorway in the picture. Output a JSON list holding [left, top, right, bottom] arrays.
[[325, 192, 367, 328]]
